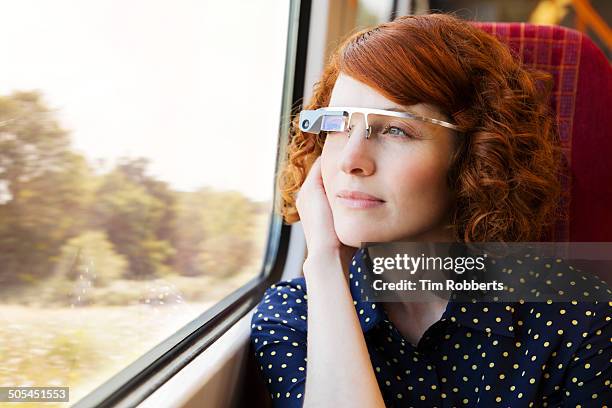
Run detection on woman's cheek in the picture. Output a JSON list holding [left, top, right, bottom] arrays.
[[397, 155, 444, 191], [393, 157, 452, 217]]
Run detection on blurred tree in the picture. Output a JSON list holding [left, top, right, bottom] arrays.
[[115, 157, 179, 264], [0, 91, 96, 285], [173, 191, 209, 276], [91, 163, 176, 279], [174, 188, 256, 277], [0, 90, 260, 286], [55, 230, 128, 287]]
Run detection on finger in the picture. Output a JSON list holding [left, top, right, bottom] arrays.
[[303, 156, 323, 189], [297, 156, 324, 207], [312, 156, 324, 188]]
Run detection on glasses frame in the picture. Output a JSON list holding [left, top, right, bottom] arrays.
[[299, 106, 466, 137]]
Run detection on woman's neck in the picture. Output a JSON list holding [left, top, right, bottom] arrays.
[[377, 222, 456, 346], [382, 294, 449, 347]]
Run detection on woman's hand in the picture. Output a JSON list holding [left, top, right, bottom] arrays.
[[296, 156, 356, 269], [295, 157, 386, 408]]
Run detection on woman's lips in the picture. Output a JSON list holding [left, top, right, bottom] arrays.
[[337, 197, 385, 209], [336, 190, 385, 209]]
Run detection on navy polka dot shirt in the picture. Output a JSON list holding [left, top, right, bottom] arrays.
[[250, 248, 611, 407]]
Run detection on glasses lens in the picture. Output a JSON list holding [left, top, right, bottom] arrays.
[[321, 115, 346, 132], [367, 113, 420, 139]]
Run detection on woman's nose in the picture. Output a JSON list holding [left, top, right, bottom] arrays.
[[338, 124, 376, 176]]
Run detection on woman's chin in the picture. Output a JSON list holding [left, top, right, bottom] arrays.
[[335, 224, 383, 247]]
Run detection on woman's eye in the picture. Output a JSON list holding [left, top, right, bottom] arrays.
[[383, 125, 413, 138]]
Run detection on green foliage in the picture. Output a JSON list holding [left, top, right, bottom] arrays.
[[0, 89, 264, 294], [91, 159, 177, 279], [174, 188, 256, 277], [55, 230, 128, 287], [0, 91, 96, 285], [197, 234, 254, 277]]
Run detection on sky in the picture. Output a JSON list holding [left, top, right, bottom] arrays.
[[0, 0, 290, 202]]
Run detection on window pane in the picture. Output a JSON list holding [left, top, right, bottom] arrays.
[[0, 0, 290, 405], [357, 0, 394, 27]]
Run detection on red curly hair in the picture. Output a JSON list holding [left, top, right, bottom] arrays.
[[277, 13, 563, 242]]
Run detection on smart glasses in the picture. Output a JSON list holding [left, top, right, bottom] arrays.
[[299, 106, 465, 138]]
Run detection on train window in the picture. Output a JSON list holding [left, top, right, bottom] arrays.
[[0, 0, 290, 405]]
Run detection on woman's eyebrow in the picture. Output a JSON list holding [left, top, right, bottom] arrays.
[[380, 106, 407, 112]]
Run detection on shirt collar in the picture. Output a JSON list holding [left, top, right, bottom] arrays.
[[348, 247, 516, 339]]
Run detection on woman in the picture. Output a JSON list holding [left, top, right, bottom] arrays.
[[250, 14, 610, 407]]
